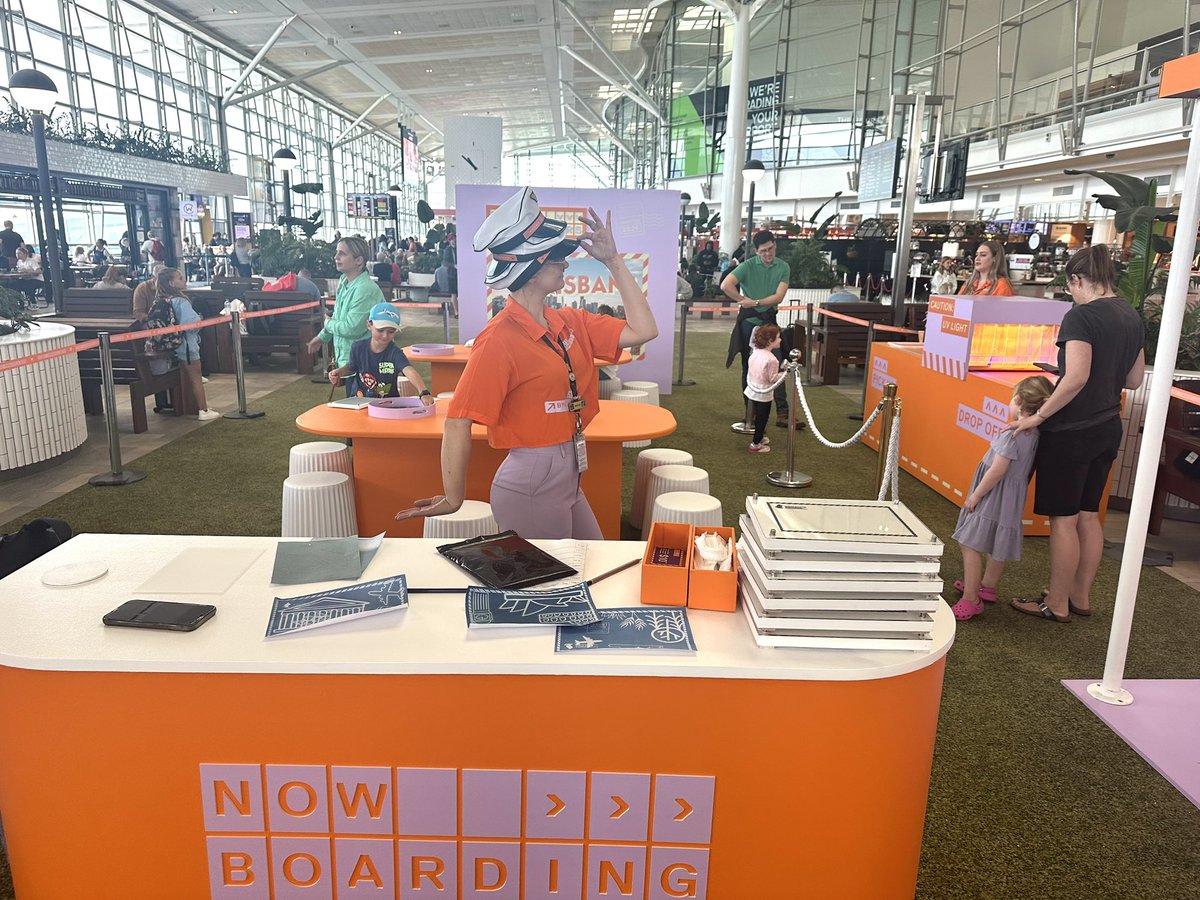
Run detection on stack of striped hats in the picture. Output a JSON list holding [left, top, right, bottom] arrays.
[[472, 186, 578, 292]]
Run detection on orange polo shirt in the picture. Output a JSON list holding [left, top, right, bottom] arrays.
[[958, 277, 1015, 296], [449, 299, 625, 450]]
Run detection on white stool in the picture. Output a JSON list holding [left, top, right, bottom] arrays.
[[288, 441, 353, 477], [611, 388, 652, 449], [641, 464, 710, 535], [622, 380, 660, 405], [650, 491, 723, 528], [422, 499, 498, 540], [436, 391, 455, 400], [598, 377, 622, 400], [281, 471, 357, 538], [632, 448, 694, 529]]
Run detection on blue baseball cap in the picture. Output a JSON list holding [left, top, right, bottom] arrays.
[[368, 303, 401, 329]]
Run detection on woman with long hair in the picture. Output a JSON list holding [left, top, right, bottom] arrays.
[[958, 240, 1014, 296], [395, 187, 658, 539], [1009, 245, 1144, 622], [149, 267, 219, 420], [306, 236, 384, 383], [93, 266, 130, 290]]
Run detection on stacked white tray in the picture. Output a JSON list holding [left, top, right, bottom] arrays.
[[738, 496, 945, 651]]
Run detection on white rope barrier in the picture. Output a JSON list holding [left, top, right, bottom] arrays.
[[877, 413, 902, 502], [793, 376, 883, 449]]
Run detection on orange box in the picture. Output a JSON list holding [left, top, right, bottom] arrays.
[[640, 521, 692, 606], [1160, 53, 1200, 98], [687, 526, 739, 612]]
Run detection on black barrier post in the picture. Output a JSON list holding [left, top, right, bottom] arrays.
[[441, 301, 452, 344], [768, 350, 813, 488], [89, 332, 146, 486], [848, 320, 875, 422], [804, 303, 815, 385], [224, 310, 265, 420], [673, 301, 696, 386], [311, 294, 330, 383]]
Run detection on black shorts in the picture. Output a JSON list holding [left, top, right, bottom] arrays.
[[1033, 416, 1123, 517]]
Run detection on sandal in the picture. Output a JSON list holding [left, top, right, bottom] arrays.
[[1038, 587, 1091, 616], [951, 596, 985, 621], [953, 581, 997, 603], [1010, 596, 1070, 623]]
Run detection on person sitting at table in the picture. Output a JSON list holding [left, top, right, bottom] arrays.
[[305, 236, 383, 376], [958, 241, 1014, 296], [11, 246, 42, 306], [93, 266, 130, 291], [72, 246, 87, 266], [371, 252, 393, 283], [395, 186, 658, 540], [90, 239, 113, 273], [294, 268, 322, 302], [328, 303, 433, 402]]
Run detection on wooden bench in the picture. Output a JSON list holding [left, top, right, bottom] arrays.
[[48, 317, 193, 432], [240, 291, 319, 374], [813, 303, 918, 385], [61, 288, 134, 318]]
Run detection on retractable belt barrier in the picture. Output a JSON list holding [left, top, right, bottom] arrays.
[[1170, 386, 1200, 406], [0, 301, 320, 487]]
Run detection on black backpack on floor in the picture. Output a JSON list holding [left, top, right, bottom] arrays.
[[0, 518, 73, 578]]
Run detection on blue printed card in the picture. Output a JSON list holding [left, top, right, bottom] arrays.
[[265, 575, 408, 639], [555, 607, 698, 652], [465, 584, 600, 628]]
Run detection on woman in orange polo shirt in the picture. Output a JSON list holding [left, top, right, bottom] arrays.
[[395, 188, 658, 540], [958, 240, 1015, 296]]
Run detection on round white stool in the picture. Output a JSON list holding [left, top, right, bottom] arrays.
[[281, 471, 357, 538], [611, 388, 652, 449], [641, 464, 710, 535], [650, 491, 723, 528], [288, 441, 353, 477], [436, 391, 455, 400], [598, 377, 622, 400], [622, 380, 660, 405], [631, 448, 694, 529], [422, 499, 498, 540]]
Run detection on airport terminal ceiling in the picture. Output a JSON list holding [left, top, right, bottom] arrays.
[[145, 0, 677, 159]]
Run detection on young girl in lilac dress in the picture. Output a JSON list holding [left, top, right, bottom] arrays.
[[951, 375, 1053, 621]]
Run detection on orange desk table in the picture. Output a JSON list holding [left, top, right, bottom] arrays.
[[406, 345, 634, 395], [864, 342, 1113, 536], [0, 534, 954, 899], [296, 399, 675, 539]]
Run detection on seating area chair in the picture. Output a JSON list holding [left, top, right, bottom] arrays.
[[632, 448, 694, 529], [280, 471, 357, 538], [1149, 378, 1200, 535], [421, 500, 498, 540], [641, 464, 710, 535]]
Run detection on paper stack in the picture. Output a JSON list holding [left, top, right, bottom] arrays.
[[737, 496, 944, 651]]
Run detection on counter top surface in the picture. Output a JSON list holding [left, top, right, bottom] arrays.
[[0, 534, 953, 680]]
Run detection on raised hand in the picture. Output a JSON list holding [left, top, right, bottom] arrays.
[[577, 208, 618, 264], [394, 495, 457, 521]]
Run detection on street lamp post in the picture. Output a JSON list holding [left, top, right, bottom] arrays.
[[388, 183, 403, 248], [678, 192, 691, 267], [271, 148, 299, 231], [9, 69, 63, 313], [743, 158, 766, 242]]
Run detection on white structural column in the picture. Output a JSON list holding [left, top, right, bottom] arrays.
[[717, 0, 759, 256], [1089, 99, 1200, 706]]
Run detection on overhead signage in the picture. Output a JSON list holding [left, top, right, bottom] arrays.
[[231, 212, 251, 240], [688, 74, 786, 137], [346, 193, 392, 219], [858, 138, 902, 204], [401, 126, 420, 183]]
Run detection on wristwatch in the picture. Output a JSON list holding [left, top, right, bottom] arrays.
[[419, 389, 432, 398]]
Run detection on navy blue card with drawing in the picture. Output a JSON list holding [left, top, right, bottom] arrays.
[[265, 575, 408, 638], [555, 607, 698, 652], [465, 584, 600, 628]]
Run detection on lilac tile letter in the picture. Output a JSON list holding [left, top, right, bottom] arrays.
[[201, 764, 264, 833]]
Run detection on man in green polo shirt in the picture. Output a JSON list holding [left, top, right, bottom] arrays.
[[723, 230, 791, 424]]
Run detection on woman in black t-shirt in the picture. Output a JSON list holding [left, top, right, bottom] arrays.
[[1010, 245, 1144, 622]]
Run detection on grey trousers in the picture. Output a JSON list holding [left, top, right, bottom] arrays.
[[491, 441, 603, 540]]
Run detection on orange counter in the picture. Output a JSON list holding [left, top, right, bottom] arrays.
[[406, 345, 634, 395], [865, 342, 1112, 536], [0, 534, 954, 899], [296, 400, 676, 539]]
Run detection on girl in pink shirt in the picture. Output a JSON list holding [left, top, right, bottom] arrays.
[[743, 324, 782, 453]]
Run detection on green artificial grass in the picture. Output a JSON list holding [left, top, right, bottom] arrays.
[[2, 329, 1199, 899]]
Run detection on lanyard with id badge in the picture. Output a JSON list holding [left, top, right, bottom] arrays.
[[540, 334, 588, 473]]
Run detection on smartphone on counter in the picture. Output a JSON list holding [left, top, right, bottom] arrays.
[[103, 599, 216, 632]]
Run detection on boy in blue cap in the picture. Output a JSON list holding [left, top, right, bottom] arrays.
[[328, 302, 434, 402]]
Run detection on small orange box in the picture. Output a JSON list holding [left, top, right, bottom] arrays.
[[687, 526, 739, 612], [640, 521, 692, 606]]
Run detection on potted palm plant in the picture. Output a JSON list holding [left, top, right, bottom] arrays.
[[0, 286, 37, 337]]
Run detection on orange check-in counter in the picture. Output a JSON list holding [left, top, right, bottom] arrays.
[[406, 345, 635, 395], [296, 399, 676, 539], [864, 342, 1114, 536], [0, 534, 954, 899]]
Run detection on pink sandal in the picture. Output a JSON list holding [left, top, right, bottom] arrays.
[[951, 596, 985, 621], [953, 581, 997, 603]]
